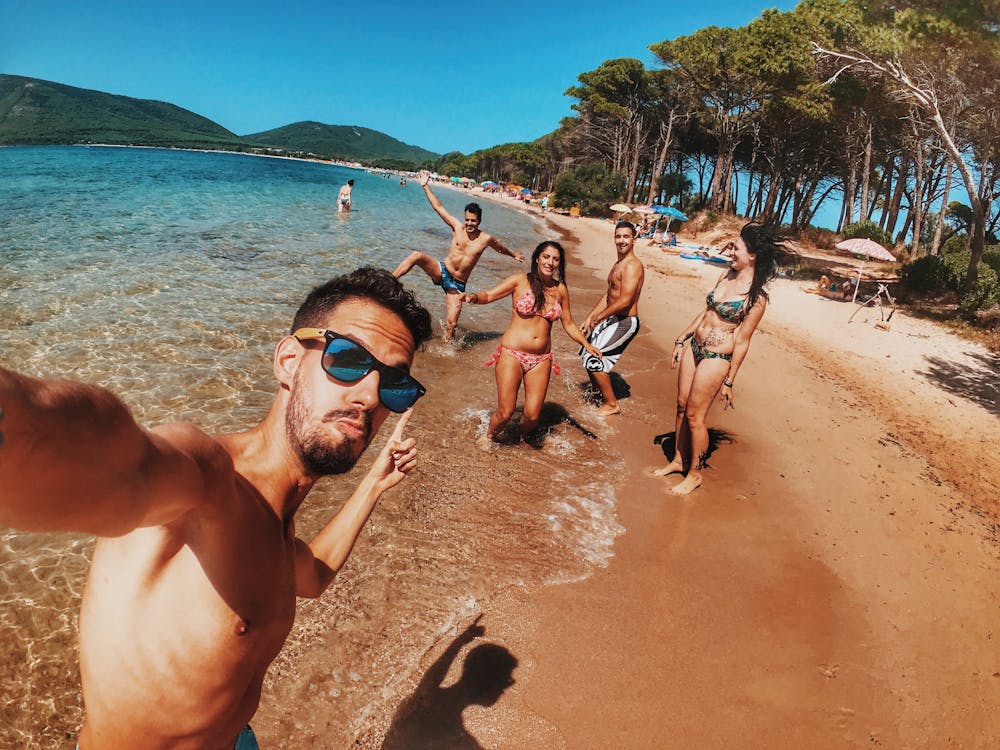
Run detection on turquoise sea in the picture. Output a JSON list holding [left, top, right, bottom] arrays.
[[0, 146, 624, 748]]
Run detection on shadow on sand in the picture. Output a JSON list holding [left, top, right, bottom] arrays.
[[578, 372, 632, 404], [653, 428, 736, 469], [492, 402, 598, 448], [921, 350, 1000, 417], [381, 617, 517, 750]]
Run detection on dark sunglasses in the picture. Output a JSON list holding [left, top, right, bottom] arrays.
[[292, 328, 426, 413]]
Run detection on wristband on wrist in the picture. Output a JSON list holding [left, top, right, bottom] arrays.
[[723, 379, 734, 387]]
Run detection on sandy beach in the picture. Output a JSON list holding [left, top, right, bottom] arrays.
[[384, 189, 1000, 748]]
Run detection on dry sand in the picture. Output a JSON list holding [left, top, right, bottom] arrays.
[[403, 190, 1000, 749]]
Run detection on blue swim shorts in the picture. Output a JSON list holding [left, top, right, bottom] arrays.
[[434, 261, 467, 294], [79, 724, 259, 749]]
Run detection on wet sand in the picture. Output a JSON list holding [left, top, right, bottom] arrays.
[[384, 196, 1000, 748]]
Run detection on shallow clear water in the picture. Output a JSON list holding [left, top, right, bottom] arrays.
[[0, 146, 623, 748]]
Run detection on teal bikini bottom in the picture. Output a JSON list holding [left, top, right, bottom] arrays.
[[691, 338, 732, 365]]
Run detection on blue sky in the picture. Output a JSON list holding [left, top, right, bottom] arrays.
[[3, 0, 797, 155]]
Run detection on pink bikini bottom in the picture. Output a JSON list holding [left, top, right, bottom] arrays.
[[484, 345, 561, 375]]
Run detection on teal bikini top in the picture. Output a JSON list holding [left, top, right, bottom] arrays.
[[706, 288, 747, 324]]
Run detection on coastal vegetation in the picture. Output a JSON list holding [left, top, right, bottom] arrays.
[[0, 75, 439, 166], [439, 0, 999, 320]]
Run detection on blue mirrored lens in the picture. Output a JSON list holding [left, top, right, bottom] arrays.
[[322, 336, 423, 413]]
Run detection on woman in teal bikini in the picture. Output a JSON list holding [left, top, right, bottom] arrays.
[[656, 223, 781, 494], [462, 241, 602, 441]]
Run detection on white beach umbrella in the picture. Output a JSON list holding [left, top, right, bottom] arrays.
[[835, 238, 897, 302]]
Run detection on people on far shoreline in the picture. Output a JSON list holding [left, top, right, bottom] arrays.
[[656, 222, 781, 494], [394, 170, 525, 341], [579, 221, 645, 417], [338, 179, 354, 212], [461, 240, 602, 441]]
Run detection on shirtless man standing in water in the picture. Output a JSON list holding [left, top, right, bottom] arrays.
[[0, 268, 430, 750], [394, 170, 524, 341]]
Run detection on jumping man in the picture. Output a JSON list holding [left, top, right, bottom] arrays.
[[394, 170, 524, 341]]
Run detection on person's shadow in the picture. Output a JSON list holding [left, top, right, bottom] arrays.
[[653, 428, 735, 468], [381, 616, 517, 750]]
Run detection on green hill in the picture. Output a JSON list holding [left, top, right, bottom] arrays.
[[0, 74, 240, 148], [0, 74, 440, 164], [243, 121, 438, 164]]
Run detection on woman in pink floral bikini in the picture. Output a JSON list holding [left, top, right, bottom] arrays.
[[462, 240, 602, 441]]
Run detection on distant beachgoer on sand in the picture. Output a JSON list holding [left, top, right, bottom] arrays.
[[811, 274, 855, 300], [338, 178, 354, 212], [394, 170, 525, 341], [461, 240, 601, 441], [579, 221, 645, 416], [656, 222, 782, 494], [0, 268, 431, 748], [540, 194, 550, 213]]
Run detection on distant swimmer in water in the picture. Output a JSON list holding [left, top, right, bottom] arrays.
[[461, 240, 601, 441], [656, 222, 782, 494], [394, 169, 525, 341], [338, 178, 354, 212], [0, 268, 431, 749], [400, 177, 407, 186], [579, 221, 645, 416]]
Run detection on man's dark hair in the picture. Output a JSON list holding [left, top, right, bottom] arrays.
[[464, 203, 482, 221], [347, 179, 354, 186], [292, 267, 432, 347], [615, 221, 637, 236]]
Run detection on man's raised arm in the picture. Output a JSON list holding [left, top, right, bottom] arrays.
[[417, 170, 460, 230], [294, 411, 417, 598], [0, 367, 210, 536]]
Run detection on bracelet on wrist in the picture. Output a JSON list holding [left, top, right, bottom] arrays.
[[723, 379, 734, 387]]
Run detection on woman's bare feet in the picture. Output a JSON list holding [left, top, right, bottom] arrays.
[[595, 403, 621, 416], [653, 459, 685, 477], [670, 474, 703, 495]]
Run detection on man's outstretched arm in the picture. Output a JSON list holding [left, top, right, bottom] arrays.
[[488, 236, 525, 263], [0, 368, 210, 536], [417, 170, 460, 230], [294, 411, 417, 598]]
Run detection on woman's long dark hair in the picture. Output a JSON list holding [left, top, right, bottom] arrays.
[[527, 240, 566, 312], [740, 223, 784, 310]]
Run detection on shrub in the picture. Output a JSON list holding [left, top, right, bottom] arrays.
[[900, 255, 951, 295], [842, 220, 892, 247], [553, 163, 626, 216], [799, 225, 838, 250], [943, 251, 1000, 312]]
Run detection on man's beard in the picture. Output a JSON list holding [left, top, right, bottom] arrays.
[[286, 375, 373, 476]]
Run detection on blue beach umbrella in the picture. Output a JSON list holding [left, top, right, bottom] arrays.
[[652, 205, 688, 221], [482, 180, 497, 187], [651, 205, 688, 234]]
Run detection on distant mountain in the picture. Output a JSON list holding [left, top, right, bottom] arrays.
[[0, 74, 440, 165], [0, 74, 239, 148], [244, 121, 438, 164]]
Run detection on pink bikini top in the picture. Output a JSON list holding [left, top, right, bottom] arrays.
[[514, 290, 562, 321]]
